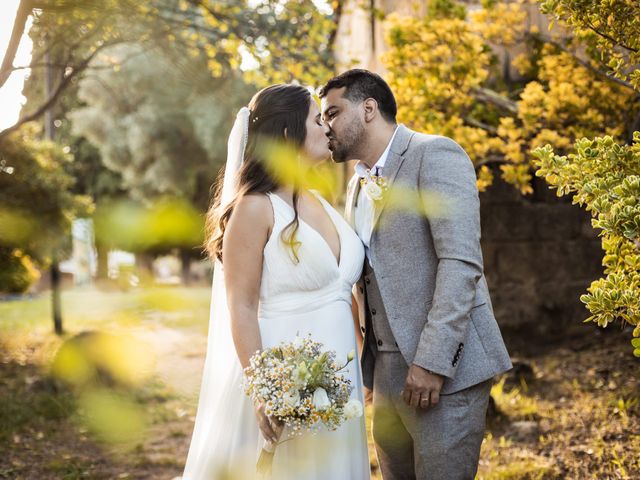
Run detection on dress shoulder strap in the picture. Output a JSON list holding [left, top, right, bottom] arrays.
[[266, 192, 292, 227]]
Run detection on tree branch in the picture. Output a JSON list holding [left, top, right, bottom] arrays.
[[0, 0, 33, 89], [584, 21, 638, 54], [473, 156, 510, 170], [471, 86, 518, 114], [30, 0, 108, 14], [462, 115, 498, 134], [327, 0, 343, 56], [0, 45, 107, 139], [12, 6, 112, 77]]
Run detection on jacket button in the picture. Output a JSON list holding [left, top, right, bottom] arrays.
[[371, 308, 377, 315], [365, 278, 371, 285], [377, 340, 383, 346]]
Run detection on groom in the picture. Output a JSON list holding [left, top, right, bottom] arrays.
[[320, 70, 512, 479]]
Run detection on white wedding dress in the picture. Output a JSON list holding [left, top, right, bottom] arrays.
[[182, 191, 370, 480]]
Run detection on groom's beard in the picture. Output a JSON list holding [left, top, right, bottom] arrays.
[[329, 119, 366, 163]]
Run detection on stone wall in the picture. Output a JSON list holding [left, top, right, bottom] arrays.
[[480, 175, 603, 337]]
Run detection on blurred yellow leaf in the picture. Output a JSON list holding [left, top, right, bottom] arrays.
[[0, 208, 37, 244], [79, 388, 147, 446], [52, 332, 155, 388]]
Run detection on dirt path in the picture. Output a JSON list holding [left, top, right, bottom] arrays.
[[132, 324, 207, 399], [126, 324, 209, 479]]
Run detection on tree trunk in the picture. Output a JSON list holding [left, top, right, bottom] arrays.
[[180, 248, 192, 286], [96, 241, 109, 280], [135, 252, 155, 283], [51, 261, 63, 335], [0, 0, 32, 89], [45, 39, 63, 335]]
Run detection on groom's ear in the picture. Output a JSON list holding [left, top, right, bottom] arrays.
[[362, 98, 378, 123]]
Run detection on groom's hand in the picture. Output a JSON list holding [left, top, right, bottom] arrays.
[[402, 364, 445, 409]]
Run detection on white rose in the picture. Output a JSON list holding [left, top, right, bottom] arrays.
[[343, 399, 363, 420], [283, 388, 300, 408], [312, 387, 331, 411], [363, 181, 383, 201], [292, 362, 310, 389]]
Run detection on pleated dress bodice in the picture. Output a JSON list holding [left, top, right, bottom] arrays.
[[259, 192, 365, 318]]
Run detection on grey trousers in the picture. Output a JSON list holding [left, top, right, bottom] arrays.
[[372, 352, 491, 480]]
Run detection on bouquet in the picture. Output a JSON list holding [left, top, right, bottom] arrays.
[[243, 335, 364, 476]]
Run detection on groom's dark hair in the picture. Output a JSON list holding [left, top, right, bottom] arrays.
[[319, 69, 397, 123]]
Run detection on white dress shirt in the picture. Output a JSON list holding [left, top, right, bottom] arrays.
[[354, 127, 398, 260]]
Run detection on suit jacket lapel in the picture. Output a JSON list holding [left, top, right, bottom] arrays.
[[372, 124, 414, 230], [344, 174, 361, 228]]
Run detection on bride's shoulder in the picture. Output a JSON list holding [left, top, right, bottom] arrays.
[[231, 193, 273, 227]]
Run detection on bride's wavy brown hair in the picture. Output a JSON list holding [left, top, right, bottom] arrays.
[[205, 84, 311, 263]]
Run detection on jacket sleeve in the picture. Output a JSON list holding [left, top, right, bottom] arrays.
[[412, 136, 483, 379]]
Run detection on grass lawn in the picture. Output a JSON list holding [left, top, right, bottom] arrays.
[[0, 286, 212, 334], [1, 286, 638, 479]]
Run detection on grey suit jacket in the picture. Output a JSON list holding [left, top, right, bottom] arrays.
[[347, 125, 512, 395]]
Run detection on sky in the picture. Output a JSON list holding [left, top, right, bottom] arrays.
[[0, 0, 34, 131]]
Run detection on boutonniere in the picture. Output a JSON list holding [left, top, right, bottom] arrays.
[[360, 166, 388, 202]]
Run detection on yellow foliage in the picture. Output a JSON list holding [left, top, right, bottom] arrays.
[[477, 165, 495, 192], [470, 2, 528, 46], [512, 53, 533, 75], [383, 1, 637, 194], [518, 48, 631, 143]]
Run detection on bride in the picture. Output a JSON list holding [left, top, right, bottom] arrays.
[[181, 84, 370, 479]]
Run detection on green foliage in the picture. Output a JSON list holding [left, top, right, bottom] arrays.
[[532, 1, 640, 353], [0, 127, 92, 266], [11, 0, 337, 138], [18, 11, 126, 206], [69, 43, 248, 205], [534, 134, 640, 351], [428, 0, 467, 20], [235, 0, 337, 86], [540, 0, 640, 90], [0, 248, 40, 294]]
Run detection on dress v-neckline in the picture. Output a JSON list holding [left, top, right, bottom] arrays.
[[270, 193, 342, 268]]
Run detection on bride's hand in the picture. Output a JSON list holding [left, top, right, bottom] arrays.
[[254, 403, 284, 445]]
